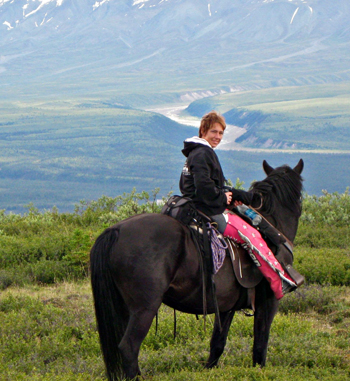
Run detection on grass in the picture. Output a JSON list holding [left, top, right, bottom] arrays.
[[0, 281, 104, 380], [0, 190, 350, 379], [0, 281, 349, 380]]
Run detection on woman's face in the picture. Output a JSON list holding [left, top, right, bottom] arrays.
[[202, 123, 224, 148]]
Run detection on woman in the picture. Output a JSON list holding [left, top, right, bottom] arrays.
[[179, 111, 297, 300]]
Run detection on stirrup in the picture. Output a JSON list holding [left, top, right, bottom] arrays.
[[285, 264, 305, 287], [282, 279, 297, 295]]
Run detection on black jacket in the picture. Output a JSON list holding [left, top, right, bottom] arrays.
[[179, 137, 227, 216]]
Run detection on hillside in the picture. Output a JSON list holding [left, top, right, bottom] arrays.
[[0, 99, 349, 213], [0, 101, 195, 212], [184, 82, 350, 150]]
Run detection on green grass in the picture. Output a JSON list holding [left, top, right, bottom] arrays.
[[0, 282, 105, 381], [0, 282, 349, 381], [0, 190, 350, 379]]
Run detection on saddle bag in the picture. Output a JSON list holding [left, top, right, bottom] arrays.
[[161, 195, 198, 226]]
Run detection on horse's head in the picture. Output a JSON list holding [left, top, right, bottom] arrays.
[[250, 159, 304, 241], [262, 159, 304, 177]]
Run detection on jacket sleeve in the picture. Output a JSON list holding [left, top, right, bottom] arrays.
[[187, 148, 227, 208], [230, 188, 253, 205]]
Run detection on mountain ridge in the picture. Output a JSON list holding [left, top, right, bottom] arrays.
[[1, 0, 350, 102]]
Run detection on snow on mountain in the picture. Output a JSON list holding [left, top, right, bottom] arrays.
[[0, 1, 339, 39], [1, 0, 349, 46], [1, 0, 350, 97]]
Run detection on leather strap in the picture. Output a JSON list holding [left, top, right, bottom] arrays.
[[249, 205, 294, 256]]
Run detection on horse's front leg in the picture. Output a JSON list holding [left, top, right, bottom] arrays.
[[205, 309, 235, 368], [253, 280, 279, 367]]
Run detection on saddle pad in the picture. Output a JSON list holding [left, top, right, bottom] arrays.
[[226, 238, 263, 289]]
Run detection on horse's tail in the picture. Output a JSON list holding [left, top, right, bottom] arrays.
[[90, 227, 127, 381]]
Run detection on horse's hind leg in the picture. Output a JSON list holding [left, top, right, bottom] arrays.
[[205, 309, 236, 368], [118, 308, 158, 380]]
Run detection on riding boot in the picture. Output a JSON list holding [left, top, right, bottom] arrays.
[[223, 212, 297, 300]]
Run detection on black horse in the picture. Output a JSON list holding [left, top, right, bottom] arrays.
[[90, 159, 304, 380]]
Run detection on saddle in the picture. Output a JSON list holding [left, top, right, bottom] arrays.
[[161, 196, 303, 309], [161, 196, 264, 287], [187, 218, 263, 289], [225, 238, 263, 288]]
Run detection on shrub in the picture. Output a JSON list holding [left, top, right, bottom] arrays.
[[293, 247, 350, 286], [74, 188, 165, 227], [0, 269, 15, 290], [24, 260, 83, 284], [279, 284, 344, 314], [0, 188, 350, 287], [300, 189, 350, 227]]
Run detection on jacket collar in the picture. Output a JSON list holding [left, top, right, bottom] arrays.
[[184, 136, 212, 148]]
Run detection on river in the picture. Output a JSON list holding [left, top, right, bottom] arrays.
[[147, 103, 350, 154], [146, 104, 247, 151]]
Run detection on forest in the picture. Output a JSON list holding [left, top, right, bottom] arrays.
[[0, 188, 349, 380]]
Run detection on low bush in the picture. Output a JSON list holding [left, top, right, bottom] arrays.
[[300, 189, 350, 227], [0, 188, 349, 288], [278, 284, 345, 314], [0, 189, 169, 288], [293, 247, 350, 286], [24, 260, 85, 284], [0, 269, 16, 290], [296, 190, 350, 249], [295, 224, 350, 249], [73, 188, 164, 227]]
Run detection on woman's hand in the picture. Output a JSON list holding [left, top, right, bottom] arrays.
[[230, 189, 253, 205], [225, 192, 232, 205]]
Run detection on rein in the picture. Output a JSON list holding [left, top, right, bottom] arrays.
[[248, 203, 294, 258], [253, 192, 264, 211]]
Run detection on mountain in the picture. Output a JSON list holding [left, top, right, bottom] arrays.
[[1, 0, 350, 212], [1, 0, 350, 103]]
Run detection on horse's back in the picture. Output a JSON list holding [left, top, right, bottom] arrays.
[[112, 213, 189, 259], [115, 212, 184, 237]]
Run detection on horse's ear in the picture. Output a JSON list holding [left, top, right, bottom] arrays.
[[263, 160, 274, 175], [293, 159, 304, 174]]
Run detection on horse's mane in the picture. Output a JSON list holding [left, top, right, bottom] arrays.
[[250, 165, 303, 216]]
